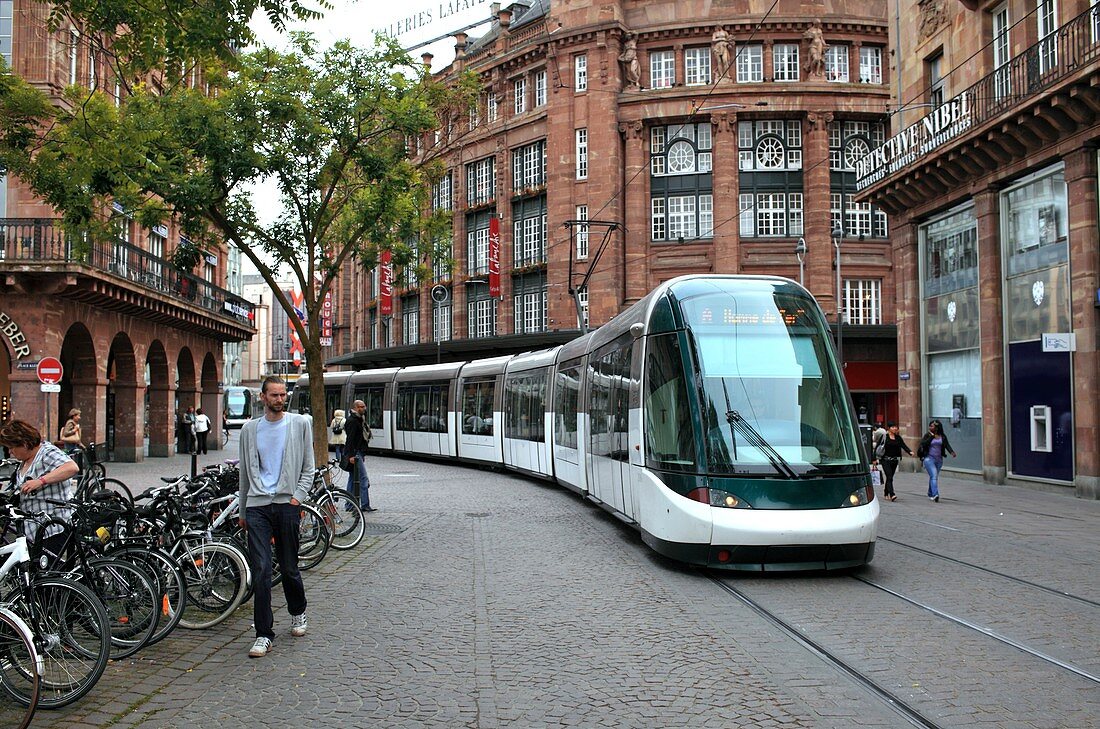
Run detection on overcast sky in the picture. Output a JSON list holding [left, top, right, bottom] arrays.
[[242, 0, 494, 277]]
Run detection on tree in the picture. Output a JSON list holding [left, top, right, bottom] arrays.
[[0, 33, 476, 463]]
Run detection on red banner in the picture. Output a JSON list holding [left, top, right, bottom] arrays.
[[488, 217, 500, 297], [287, 289, 307, 367], [379, 250, 393, 315], [320, 289, 333, 347]]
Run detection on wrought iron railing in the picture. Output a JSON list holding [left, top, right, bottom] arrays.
[[0, 218, 254, 326], [858, 6, 1100, 189]]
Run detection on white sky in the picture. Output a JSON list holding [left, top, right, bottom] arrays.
[[243, 0, 495, 277]]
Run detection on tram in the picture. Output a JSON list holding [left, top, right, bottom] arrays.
[[290, 275, 879, 571], [222, 386, 258, 428]]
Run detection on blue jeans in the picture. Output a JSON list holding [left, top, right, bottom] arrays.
[[245, 503, 307, 639], [333, 444, 344, 464], [923, 457, 943, 498], [351, 451, 371, 510]]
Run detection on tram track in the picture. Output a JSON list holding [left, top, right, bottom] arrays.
[[878, 536, 1100, 609], [705, 571, 944, 729], [852, 575, 1100, 686]]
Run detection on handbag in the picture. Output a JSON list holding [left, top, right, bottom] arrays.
[[874, 442, 885, 459], [870, 467, 883, 488], [338, 452, 355, 473]]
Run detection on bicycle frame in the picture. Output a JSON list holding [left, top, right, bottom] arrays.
[[0, 534, 46, 679]]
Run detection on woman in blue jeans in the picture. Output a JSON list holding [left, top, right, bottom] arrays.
[[917, 420, 956, 502]]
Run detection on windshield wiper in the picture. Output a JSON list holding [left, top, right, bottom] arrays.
[[725, 410, 800, 480]]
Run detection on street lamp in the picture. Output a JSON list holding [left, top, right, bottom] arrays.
[[794, 237, 807, 286], [275, 334, 283, 378], [831, 225, 844, 368]]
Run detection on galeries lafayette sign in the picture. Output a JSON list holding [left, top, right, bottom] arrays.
[[855, 91, 974, 192]]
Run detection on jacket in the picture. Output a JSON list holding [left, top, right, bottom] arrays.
[[344, 410, 371, 453], [238, 412, 315, 509], [917, 431, 956, 460], [329, 410, 347, 445]]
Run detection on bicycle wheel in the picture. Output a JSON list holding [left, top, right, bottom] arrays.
[[86, 557, 160, 660], [0, 608, 40, 728], [177, 541, 249, 630], [222, 429, 229, 447], [297, 503, 330, 571], [106, 546, 187, 647], [322, 467, 348, 492], [319, 489, 365, 550], [23, 577, 110, 709]]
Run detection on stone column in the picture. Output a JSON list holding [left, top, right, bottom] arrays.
[[111, 382, 143, 462], [620, 120, 648, 303], [711, 113, 738, 273], [803, 111, 835, 310], [1064, 148, 1100, 498], [892, 219, 923, 451], [974, 189, 1006, 484]]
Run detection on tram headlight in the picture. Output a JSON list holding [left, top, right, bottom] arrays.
[[842, 485, 875, 507], [686, 488, 751, 509]]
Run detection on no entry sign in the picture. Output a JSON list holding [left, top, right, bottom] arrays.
[[36, 357, 63, 385]]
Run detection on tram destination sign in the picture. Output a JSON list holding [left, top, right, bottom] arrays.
[[855, 91, 974, 192]]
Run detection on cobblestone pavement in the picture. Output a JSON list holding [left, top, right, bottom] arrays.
[[4, 437, 1099, 728]]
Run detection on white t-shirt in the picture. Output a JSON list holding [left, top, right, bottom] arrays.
[[194, 414, 211, 433]]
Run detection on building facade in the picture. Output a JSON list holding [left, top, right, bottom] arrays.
[[0, 2, 255, 459], [858, 0, 1099, 496], [239, 274, 303, 389], [331, 0, 902, 424]]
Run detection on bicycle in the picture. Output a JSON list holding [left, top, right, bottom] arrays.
[[221, 426, 230, 448], [0, 499, 111, 710], [0, 535, 39, 729], [309, 460, 365, 551]]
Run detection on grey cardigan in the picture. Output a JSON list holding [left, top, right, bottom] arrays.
[[238, 413, 315, 509]]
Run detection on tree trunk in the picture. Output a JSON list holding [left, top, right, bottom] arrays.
[[302, 334, 330, 468]]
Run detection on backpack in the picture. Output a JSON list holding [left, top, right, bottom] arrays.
[[332, 419, 344, 436]]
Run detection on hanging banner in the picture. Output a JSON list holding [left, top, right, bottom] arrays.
[[488, 216, 501, 297], [320, 289, 333, 347], [380, 250, 394, 316], [287, 289, 307, 367]]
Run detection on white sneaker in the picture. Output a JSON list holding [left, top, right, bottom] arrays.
[[290, 613, 308, 637], [249, 636, 272, 658]]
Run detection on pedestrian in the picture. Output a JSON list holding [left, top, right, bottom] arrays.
[[194, 407, 211, 454], [344, 399, 376, 512], [58, 408, 84, 455], [329, 409, 347, 464], [0, 419, 80, 560], [877, 421, 913, 502], [917, 419, 956, 503], [238, 376, 315, 658], [183, 406, 197, 454]]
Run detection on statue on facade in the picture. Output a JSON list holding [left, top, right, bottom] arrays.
[[619, 34, 641, 89], [712, 26, 732, 75], [803, 19, 827, 79]]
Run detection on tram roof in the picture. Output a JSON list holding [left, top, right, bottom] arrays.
[[325, 330, 581, 370]]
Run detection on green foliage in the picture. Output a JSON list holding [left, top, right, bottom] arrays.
[[45, 0, 331, 80]]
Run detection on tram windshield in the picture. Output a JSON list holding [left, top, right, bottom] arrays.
[[681, 285, 862, 476]]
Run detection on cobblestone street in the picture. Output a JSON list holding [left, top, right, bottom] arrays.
[[4, 442, 1099, 728]]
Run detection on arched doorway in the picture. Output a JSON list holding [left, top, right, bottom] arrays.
[[106, 333, 139, 461], [176, 347, 197, 454], [200, 353, 220, 452], [146, 341, 171, 457], [59, 324, 97, 448]]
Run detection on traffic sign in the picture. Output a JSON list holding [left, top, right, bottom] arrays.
[[40, 383, 60, 393], [36, 357, 63, 385]]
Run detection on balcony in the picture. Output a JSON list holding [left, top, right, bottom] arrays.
[[857, 6, 1100, 211], [0, 218, 255, 341]]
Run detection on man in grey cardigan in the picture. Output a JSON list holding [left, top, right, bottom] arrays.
[[238, 376, 315, 658]]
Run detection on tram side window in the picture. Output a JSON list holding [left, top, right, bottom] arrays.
[[397, 383, 448, 432], [588, 357, 610, 457], [353, 386, 385, 429], [462, 379, 495, 435], [644, 333, 696, 471], [505, 372, 546, 442], [609, 347, 631, 461], [553, 365, 581, 449], [324, 386, 343, 423], [291, 386, 311, 415]]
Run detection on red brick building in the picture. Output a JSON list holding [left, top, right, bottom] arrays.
[[858, 0, 1100, 496], [0, 2, 254, 460], [329, 0, 900, 424]]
